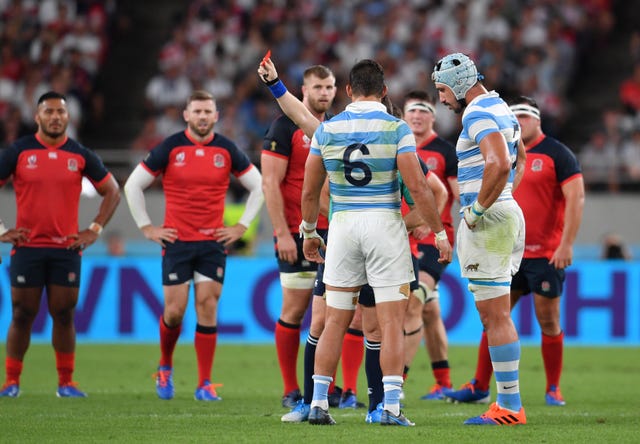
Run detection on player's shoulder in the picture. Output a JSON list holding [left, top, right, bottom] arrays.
[[427, 136, 455, 151], [210, 132, 238, 151], [533, 135, 577, 159], [9, 134, 40, 151], [269, 114, 297, 132]]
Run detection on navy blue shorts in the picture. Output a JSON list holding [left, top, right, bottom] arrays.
[[10, 247, 81, 288], [274, 230, 327, 273], [416, 244, 447, 283], [162, 240, 226, 286], [511, 257, 565, 299]]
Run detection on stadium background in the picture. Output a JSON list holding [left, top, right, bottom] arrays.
[[0, 0, 639, 345]]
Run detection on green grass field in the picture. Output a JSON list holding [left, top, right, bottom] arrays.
[[0, 344, 638, 443]]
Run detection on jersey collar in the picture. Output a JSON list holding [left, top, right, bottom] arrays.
[[525, 133, 546, 151], [185, 129, 214, 146], [35, 133, 68, 150]]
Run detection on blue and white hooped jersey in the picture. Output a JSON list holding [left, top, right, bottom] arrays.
[[310, 101, 416, 213], [457, 91, 520, 209]]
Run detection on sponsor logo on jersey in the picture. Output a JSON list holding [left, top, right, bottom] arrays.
[[196, 148, 205, 157], [531, 158, 543, 172], [68, 158, 78, 172], [48, 151, 57, 159], [214, 153, 225, 168], [26, 154, 38, 169], [175, 152, 186, 165]]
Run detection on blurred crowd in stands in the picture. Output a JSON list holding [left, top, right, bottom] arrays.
[[0, 0, 114, 143], [4, 0, 640, 192]]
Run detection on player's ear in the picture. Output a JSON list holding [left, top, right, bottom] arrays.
[[182, 108, 189, 123], [346, 84, 352, 98]]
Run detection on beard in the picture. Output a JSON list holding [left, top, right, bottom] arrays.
[[189, 120, 214, 137], [308, 99, 331, 115], [41, 122, 68, 138]]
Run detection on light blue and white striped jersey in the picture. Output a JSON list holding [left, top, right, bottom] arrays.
[[457, 91, 520, 209], [310, 101, 416, 213]]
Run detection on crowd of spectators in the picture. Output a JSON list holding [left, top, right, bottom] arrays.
[[135, 0, 616, 189], [0, 0, 114, 147], [580, 30, 640, 192], [6, 0, 640, 192]]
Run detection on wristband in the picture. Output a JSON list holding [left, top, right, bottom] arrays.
[[435, 230, 448, 242], [299, 220, 317, 232], [89, 222, 103, 235], [471, 200, 486, 216], [267, 78, 287, 98], [0, 219, 7, 236]]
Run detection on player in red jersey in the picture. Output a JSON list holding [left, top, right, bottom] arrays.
[[445, 96, 584, 407], [124, 90, 263, 401], [400, 91, 459, 400], [261, 65, 340, 408], [0, 91, 120, 398]]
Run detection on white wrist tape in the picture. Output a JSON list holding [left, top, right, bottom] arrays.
[[299, 220, 317, 232], [435, 230, 448, 241], [89, 222, 103, 235], [0, 220, 8, 236]]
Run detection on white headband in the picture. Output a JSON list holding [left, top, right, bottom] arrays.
[[405, 101, 436, 116], [510, 104, 541, 120]]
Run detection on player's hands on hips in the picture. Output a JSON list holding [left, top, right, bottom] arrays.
[[141, 225, 178, 247], [215, 223, 247, 247], [463, 201, 486, 229], [550, 242, 573, 269], [435, 237, 453, 264], [0, 227, 30, 245], [302, 237, 325, 264], [258, 56, 278, 83], [276, 232, 298, 264], [411, 225, 432, 240], [68, 229, 99, 251]]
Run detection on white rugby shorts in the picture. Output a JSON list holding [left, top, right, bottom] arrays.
[[457, 199, 525, 282], [323, 211, 415, 289]]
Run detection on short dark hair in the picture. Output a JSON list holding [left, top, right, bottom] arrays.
[[349, 59, 385, 98], [303, 65, 334, 81], [187, 90, 215, 106], [37, 91, 66, 105], [404, 90, 435, 105], [511, 95, 539, 109]]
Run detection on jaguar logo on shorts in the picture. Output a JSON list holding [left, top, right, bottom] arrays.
[[465, 263, 480, 272], [26, 154, 38, 169], [216, 267, 224, 278], [213, 154, 225, 168], [531, 159, 543, 172], [68, 272, 76, 282], [68, 159, 78, 172], [541, 281, 551, 292]]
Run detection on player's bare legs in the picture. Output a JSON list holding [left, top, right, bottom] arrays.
[[193, 280, 223, 400], [402, 292, 423, 372], [6, 287, 43, 360], [47, 284, 82, 393], [534, 293, 564, 404]]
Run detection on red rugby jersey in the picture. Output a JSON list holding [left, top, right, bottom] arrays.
[[262, 115, 329, 233], [0, 134, 111, 248], [513, 134, 582, 260], [142, 130, 253, 241]]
